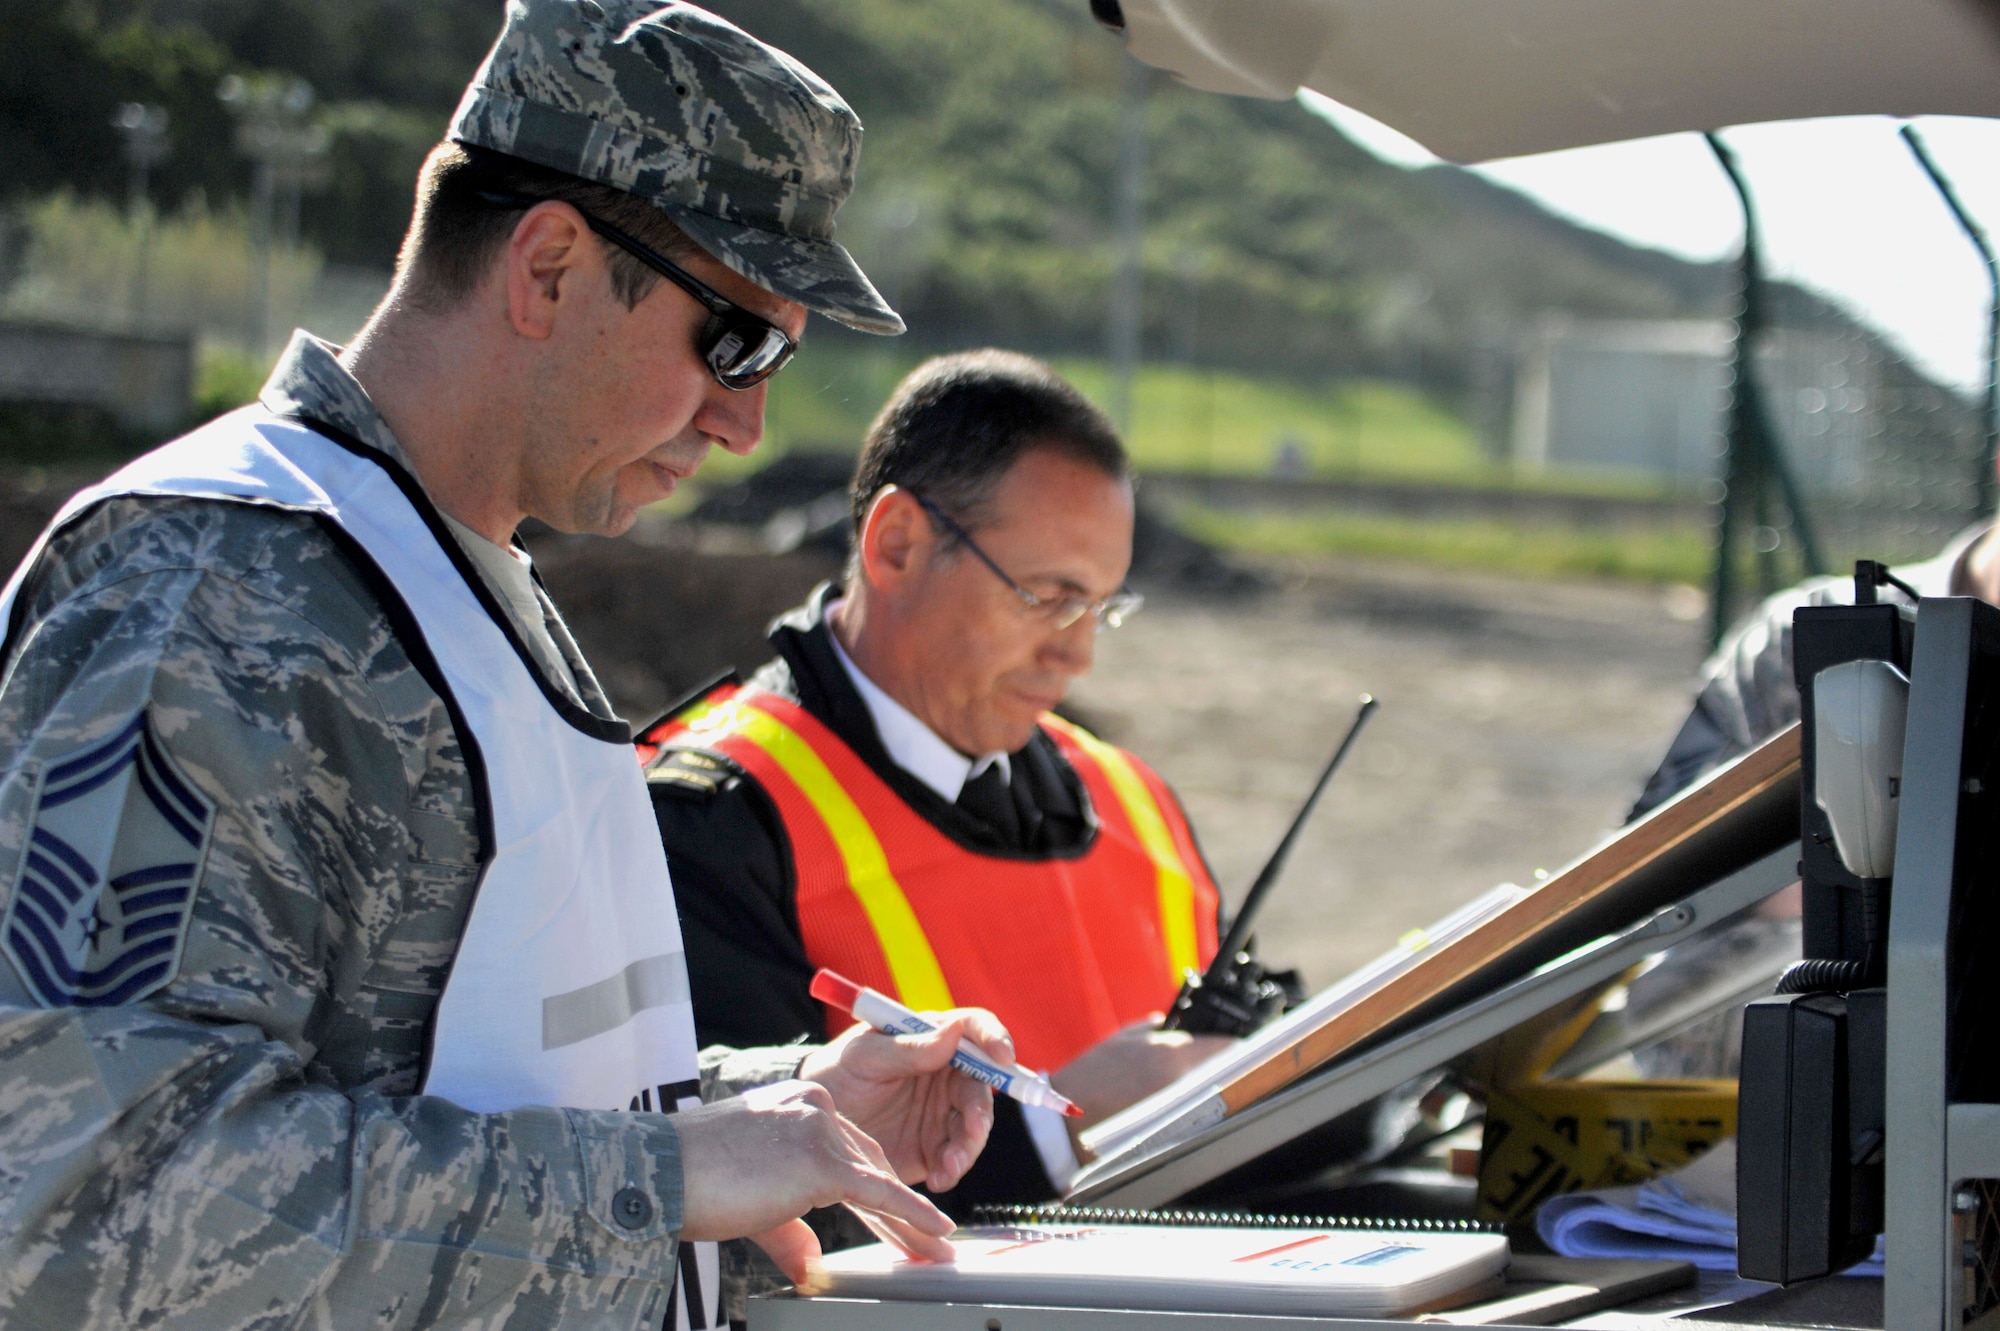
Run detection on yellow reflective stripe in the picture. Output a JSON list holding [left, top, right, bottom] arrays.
[[1046, 717, 1200, 985], [689, 701, 954, 1011], [646, 698, 723, 762], [672, 697, 725, 731]]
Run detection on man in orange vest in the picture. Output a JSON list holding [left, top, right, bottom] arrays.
[[646, 350, 1240, 1208]]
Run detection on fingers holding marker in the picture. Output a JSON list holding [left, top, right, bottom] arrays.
[[811, 969, 1078, 1118], [940, 1005, 1017, 1070], [936, 1070, 994, 1189], [892, 1007, 1017, 1080]]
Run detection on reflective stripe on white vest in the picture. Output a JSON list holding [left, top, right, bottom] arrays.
[[0, 406, 717, 1326]]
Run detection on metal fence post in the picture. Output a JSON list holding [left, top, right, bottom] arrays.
[[1705, 132, 1828, 646], [1900, 124, 1998, 518]]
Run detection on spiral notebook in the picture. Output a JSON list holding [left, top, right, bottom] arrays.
[[803, 1213, 1509, 1318]]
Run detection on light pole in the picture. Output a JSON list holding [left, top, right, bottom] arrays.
[[218, 75, 330, 354], [1107, 55, 1148, 434], [111, 102, 170, 326]]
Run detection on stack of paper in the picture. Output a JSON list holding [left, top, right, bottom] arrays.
[[1536, 1141, 1885, 1277], [806, 1224, 1511, 1317]]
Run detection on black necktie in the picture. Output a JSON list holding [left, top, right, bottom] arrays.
[[956, 761, 1021, 845]]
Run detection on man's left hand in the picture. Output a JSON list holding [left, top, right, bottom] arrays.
[[1051, 1018, 1237, 1138], [799, 1008, 1012, 1193]]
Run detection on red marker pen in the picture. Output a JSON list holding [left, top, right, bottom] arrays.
[[811, 968, 1082, 1118]]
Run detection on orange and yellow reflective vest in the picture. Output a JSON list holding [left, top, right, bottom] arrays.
[[642, 684, 1220, 1072]]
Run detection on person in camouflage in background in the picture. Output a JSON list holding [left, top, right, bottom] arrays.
[[1628, 520, 1999, 819], [0, 3, 1012, 1327]]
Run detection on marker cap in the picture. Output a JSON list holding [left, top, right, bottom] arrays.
[[810, 968, 863, 1012]]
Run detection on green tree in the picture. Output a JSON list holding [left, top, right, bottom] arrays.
[[0, 2, 239, 211]]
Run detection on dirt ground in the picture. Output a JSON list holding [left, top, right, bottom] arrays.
[[0, 466, 1714, 993], [1065, 558, 1712, 989]]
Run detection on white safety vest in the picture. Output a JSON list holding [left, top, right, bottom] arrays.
[[0, 407, 720, 1327]]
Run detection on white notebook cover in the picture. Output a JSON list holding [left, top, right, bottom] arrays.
[[807, 1224, 1510, 1317]]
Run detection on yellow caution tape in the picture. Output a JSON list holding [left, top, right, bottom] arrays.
[[1476, 1079, 1736, 1223]]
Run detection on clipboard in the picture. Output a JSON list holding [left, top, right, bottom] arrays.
[[1074, 724, 1801, 1204]]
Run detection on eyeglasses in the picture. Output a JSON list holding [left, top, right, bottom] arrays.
[[911, 491, 1143, 632], [474, 190, 798, 391]]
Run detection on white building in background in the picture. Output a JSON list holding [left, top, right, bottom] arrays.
[[1510, 317, 1731, 484], [1507, 314, 1982, 561]]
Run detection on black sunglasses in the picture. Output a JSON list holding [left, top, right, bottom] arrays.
[[475, 190, 798, 391]]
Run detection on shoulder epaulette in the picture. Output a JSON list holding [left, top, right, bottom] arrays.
[[646, 746, 743, 800], [634, 668, 742, 757]]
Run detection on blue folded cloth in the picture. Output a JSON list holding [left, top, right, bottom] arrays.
[[1536, 1140, 1884, 1277]]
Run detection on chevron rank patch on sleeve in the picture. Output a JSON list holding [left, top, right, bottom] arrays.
[[2, 710, 215, 1008]]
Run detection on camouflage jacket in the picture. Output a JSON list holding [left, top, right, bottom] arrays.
[[1629, 524, 1988, 819], [0, 334, 803, 1328]]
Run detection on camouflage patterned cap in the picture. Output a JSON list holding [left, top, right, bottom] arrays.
[[450, 0, 903, 335]]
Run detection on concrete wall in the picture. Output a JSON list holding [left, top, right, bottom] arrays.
[[0, 321, 193, 431]]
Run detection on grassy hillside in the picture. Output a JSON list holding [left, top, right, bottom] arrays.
[[5, 0, 1955, 508], [700, 0, 1737, 387], [746, 338, 1487, 480], [7, 0, 1740, 391]]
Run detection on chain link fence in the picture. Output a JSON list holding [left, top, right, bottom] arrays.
[[1752, 322, 1985, 579]]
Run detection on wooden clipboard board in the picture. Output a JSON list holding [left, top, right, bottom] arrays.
[[1216, 723, 1801, 1115]]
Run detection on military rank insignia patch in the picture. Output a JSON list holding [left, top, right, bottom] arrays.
[[2, 711, 215, 1008]]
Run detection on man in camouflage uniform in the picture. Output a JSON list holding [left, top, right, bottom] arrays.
[[0, 3, 1010, 1327]]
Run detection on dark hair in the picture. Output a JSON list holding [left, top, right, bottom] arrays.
[[848, 350, 1129, 549], [397, 141, 709, 313]]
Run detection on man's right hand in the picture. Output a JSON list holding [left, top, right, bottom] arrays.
[[674, 1079, 955, 1283]]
